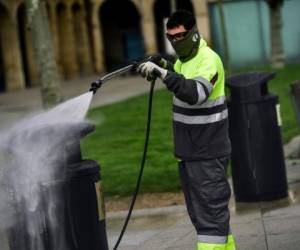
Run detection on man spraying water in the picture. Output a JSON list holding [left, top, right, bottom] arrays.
[[137, 10, 236, 250]]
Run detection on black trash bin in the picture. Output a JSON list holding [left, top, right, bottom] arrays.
[[226, 72, 288, 202], [6, 122, 109, 250]]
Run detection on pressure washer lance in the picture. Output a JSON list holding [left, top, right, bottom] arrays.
[[89, 57, 161, 250], [89, 55, 162, 94]]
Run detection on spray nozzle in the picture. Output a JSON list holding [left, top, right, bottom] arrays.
[[89, 80, 103, 94]]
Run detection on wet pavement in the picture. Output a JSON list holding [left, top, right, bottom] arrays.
[[1, 76, 300, 249]]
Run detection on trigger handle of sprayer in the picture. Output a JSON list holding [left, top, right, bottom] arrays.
[[132, 56, 153, 71], [132, 54, 161, 70]]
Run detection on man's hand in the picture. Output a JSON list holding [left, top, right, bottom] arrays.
[[150, 55, 168, 69], [137, 61, 167, 81]]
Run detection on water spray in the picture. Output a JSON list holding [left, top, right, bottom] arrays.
[[89, 56, 161, 250], [0, 92, 103, 250], [0, 56, 160, 250]]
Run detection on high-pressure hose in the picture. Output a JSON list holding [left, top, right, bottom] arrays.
[[89, 62, 161, 250], [113, 78, 156, 250]]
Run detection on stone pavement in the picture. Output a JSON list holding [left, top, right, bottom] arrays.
[[1, 76, 300, 249], [106, 159, 300, 250]]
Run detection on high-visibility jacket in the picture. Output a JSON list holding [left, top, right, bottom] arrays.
[[163, 38, 231, 160]]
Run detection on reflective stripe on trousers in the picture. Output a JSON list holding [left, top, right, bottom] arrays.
[[197, 234, 236, 250]]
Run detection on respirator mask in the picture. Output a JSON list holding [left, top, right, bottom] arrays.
[[167, 25, 201, 62]]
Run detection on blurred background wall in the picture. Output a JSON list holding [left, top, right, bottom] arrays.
[[209, 0, 300, 68], [0, 0, 299, 93]]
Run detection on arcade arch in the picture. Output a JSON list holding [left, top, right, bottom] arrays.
[[56, 3, 78, 79], [99, 0, 145, 70], [72, 3, 92, 76]]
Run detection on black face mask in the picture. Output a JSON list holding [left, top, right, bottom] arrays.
[[168, 25, 201, 62]]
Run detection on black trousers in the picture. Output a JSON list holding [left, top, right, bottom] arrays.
[[178, 157, 231, 236]]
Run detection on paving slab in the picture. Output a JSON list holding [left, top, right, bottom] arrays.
[[106, 201, 272, 250], [267, 233, 300, 250], [107, 207, 195, 250]]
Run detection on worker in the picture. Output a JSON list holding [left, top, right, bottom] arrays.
[[137, 9, 236, 250]]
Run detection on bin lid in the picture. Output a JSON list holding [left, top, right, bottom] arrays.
[[226, 72, 276, 88], [67, 160, 100, 179], [6, 121, 94, 150]]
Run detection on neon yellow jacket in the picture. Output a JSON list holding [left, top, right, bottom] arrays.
[[163, 39, 231, 160]]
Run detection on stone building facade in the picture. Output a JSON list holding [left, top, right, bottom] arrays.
[[0, 0, 210, 92]]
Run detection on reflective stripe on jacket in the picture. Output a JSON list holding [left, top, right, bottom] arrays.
[[163, 39, 231, 160]]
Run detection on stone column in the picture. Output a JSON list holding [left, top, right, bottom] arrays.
[[192, 0, 211, 44], [57, 3, 79, 79], [1, 13, 25, 90], [90, 0, 105, 73], [48, 2, 62, 76], [73, 4, 92, 76], [140, 0, 157, 55]]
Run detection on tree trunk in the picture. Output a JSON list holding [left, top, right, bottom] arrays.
[[25, 0, 62, 108], [269, 3, 285, 68]]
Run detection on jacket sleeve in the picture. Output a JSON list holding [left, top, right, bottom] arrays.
[[163, 71, 214, 105], [164, 56, 217, 105]]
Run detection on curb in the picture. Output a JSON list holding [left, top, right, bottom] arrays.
[[107, 205, 187, 220]]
